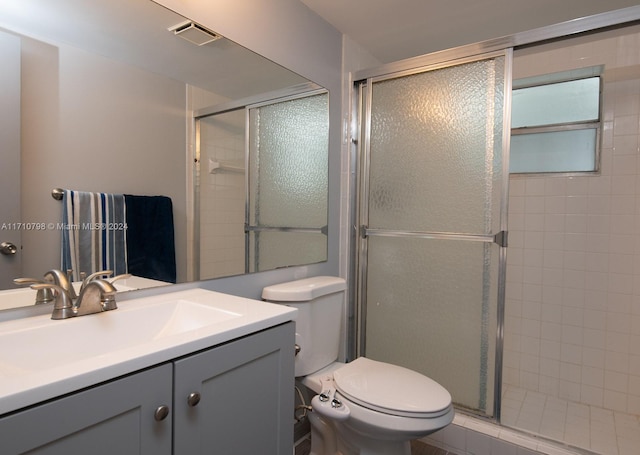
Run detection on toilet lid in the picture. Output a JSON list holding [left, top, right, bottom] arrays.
[[333, 357, 452, 417]]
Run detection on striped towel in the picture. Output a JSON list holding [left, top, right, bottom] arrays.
[[61, 190, 128, 281]]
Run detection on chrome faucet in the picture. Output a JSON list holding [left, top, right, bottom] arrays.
[[74, 279, 118, 316], [30, 269, 122, 320], [30, 282, 75, 319], [44, 269, 77, 299]]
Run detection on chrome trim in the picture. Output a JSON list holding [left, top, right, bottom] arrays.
[[245, 225, 327, 235], [364, 228, 497, 243], [194, 82, 324, 119], [346, 77, 362, 361], [193, 118, 202, 280], [493, 48, 514, 422], [511, 122, 599, 135], [355, 80, 373, 357], [368, 50, 508, 85], [244, 87, 327, 110], [244, 108, 251, 274], [353, 6, 640, 83]]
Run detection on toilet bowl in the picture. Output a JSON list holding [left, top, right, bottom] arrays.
[[303, 358, 454, 455], [262, 276, 454, 455]]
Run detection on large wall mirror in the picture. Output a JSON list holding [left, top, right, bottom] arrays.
[[0, 0, 329, 309]]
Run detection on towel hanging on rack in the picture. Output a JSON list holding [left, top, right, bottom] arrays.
[[60, 190, 128, 281], [58, 190, 176, 283], [123, 194, 176, 283]]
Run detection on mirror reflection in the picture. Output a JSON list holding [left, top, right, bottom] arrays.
[[196, 90, 329, 279], [0, 0, 329, 309]]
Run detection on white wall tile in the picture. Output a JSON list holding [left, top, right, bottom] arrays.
[[505, 24, 640, 454]]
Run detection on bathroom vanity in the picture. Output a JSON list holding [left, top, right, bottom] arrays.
[[0, 288, 297, 454]]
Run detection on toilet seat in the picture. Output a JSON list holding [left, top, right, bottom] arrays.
[[332, 357, 452, 418]]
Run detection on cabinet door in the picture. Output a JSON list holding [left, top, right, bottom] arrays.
[[0, 363, 172, 455], [174, 322, 295, 455]]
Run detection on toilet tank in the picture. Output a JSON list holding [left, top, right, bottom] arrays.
[[262, 276, 346, 377]]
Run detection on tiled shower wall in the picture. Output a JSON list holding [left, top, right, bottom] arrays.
[[504, 25, 640, 415], [198, 112, 246, 280]]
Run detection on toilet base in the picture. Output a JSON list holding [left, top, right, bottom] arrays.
[[308, 410, 411, 455], [308, 412, 338, 455], [334, 420, 411, 455]]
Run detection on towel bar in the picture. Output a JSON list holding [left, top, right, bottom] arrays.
[[52, 188, 64, 200]]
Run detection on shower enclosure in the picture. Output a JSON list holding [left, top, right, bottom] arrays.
[[194, 90, 328, 280], [353, 12, 640, 455]]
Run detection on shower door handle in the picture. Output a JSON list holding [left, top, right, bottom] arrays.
[[361, 227, 508, 247]]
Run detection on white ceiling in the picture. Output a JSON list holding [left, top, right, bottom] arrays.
[[301, 0, 640, 63], [3, 0, 639, 94]]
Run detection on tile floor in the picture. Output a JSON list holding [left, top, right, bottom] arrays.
[[501, 385, 640, 455], [294, 436, 447, 455]]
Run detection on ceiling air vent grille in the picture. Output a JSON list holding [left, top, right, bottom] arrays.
[[169, 21, 221, 46]]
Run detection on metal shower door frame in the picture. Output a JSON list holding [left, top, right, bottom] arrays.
[[353, 49, 513, 420]]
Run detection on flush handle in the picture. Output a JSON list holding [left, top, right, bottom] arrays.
[[187, 392, 201, 407], [154, 405, 170, 421]]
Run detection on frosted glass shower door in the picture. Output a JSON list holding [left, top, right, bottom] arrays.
[[247, 92, 329, 272], [359, 52, 510, 417]]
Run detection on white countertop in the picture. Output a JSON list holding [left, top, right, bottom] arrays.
[[0, 288, 297, 415]]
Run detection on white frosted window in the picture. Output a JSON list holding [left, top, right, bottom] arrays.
[[510, 71, 601, 174], [512, 77, 600, 127], [510, 129, 597, 173]]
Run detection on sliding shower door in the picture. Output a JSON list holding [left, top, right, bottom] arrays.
[[247, 92, 329, 272], [195, 90, 328, 279], [357, 51, 511, 417]]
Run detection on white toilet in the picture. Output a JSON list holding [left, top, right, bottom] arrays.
[[262, 276, 454, 455]]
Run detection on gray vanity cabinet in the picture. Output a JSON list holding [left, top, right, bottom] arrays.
[[0, 322, 294, 455], [0, 363, 173, 455], [173, 322, 295, 454]]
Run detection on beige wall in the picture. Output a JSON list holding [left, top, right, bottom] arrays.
[[20, 37, 188, 281]]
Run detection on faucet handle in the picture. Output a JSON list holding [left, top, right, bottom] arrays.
[[109, 273, 131, 288], [98, 280, 118, 310], [31, 283, 74, 319], [80, 270, 113, 291], [13, 278, 55, 305]]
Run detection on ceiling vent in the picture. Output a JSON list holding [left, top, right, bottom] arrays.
[[168, 20, 222, 46]]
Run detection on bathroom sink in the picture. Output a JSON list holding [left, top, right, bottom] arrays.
[[0, 299, 241, 372], [0, 288, 297, 414]]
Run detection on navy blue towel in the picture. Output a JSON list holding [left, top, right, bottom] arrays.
[[124, 195, 176, 283]]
